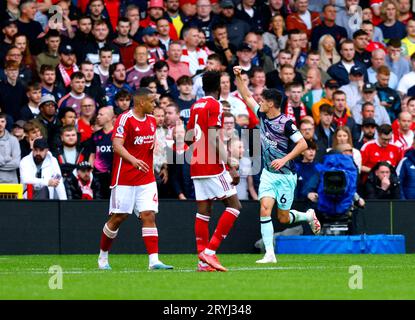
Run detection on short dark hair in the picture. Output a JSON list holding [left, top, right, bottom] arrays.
[[40, 64, 55, 74], [26, 81, 41, 93], [140, 75, 157, 88], [207, 53, 223, 64], [223, 112, 235, 120], [319, 103, 334, 115], [58, 107, 76, 120], [0, 112, 7, 120], [115, 89, 131, 101], [262, 89, 283, 109], [353, 29, 368, 39], [388, 38, 401, 48], [362, 102, 374, 111], [249, 66, 265, 78], [117, 17, 130, 25], [333, 90, 346, 99], [45, 29, 61, 39], [60, 125, 77, 135], [99, 46, 113, 55], [212, 23, 227, 32], [202, 71, 221, 95], [71, 71, 85, 81], [306, 139, 317, 150], [177, 75, 193, 86], [285, 81, 304, 91], [153, 60, 169, 72], [377, 124, 393, 135]]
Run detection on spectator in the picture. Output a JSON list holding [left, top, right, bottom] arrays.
[[11, 120, 25, 142], [124, 4, 143, 44], [361, 19, 386, 52], [0, 113, 20, 183], [80, 61, 107, 109], [401, 18, 415, 58], [164, 0, 186, 38], [87, 0, 113, 34], [365, 161, 401, 199], [311, 79, 340, 124], [310, 4, 347, 51], [0, 45, 32, 87], [192, 53, 223, 99], [141, 27, 166, 65], [20, 82, 42, 121], [331, 126, 362, 172], [327, 39, 368, 87], [216, 0, 250, 48], [39, 64, 65, 102], [397, 52, 415, 95], [353, 30, 371, 69], [244, 32, 274, 74], [19, 138, 67, 200], [207, 23, 236, 66], [113, 89, 132, 115], [56, 43, 79, 90], [376, 65, 401, 122], [0, 60, 28, 122], [58, 72, 87, 117], [361, 124, 403, 179], [221, 112, 239, 143], [378, 0, 407, 42], [156, 18, 173, 53], [88, 106, 114, 199], [283, 82, 308, 126], [262, 15, 287, 60], [286, 30, 307, 69], [353, 83, 391, 126], [12, 33, 35, 77], [180, 26, 209, 76], [299, 50, 331, 85], [397, 142, 415, 199], [33, 94, 61, 147], [83, 19, 120, 65], [94, 46, 112, 88], [331, 90, 360, 144], [176, 75, 196, 125], [140, 0, 178, 41], [105, 62, 134, 107], [302, 68, 324, 113], [393, 111, 414, 151], [153, 60, 179, 98], [267, 63, 298, 94], [0, 20, 18, 66], [335, 0, 361, 38], [153, 105, 169, 197], [72, 15, 94, 63], [315, 104, 335, 162], [19, 120, 43, 158], [367, 49, 398, 89], [166, 41, 191, 82], [53, 125, 89, 180], [286, 0, 321, 39], [126, 45, 154, 90], [385, 38, 411, 80], [16, 0, 44, 55], [220, 72, 248, 119], [294, 139, 319, 201], [356, 117, 378, 149], [299, 117, 316, 141], [112, 17, 139, 70], [398, 0, 412, 24], [35, 29, 61, 74], [167, 124, 194, 199], [317, 34, 341, 72], [77, 97, 96, 143], [65, 161, 102, 200]]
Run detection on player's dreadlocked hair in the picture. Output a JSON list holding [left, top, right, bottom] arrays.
[[262, 89, 283, 109], [202, 71, 221, 96]]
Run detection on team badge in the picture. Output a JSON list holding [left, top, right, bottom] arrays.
[[117, 126, 124, 135]]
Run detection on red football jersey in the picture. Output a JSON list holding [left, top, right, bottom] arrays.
[[111, 110, 156, 187], [361, 140, 403, 170], [187, 96, 226, 178]]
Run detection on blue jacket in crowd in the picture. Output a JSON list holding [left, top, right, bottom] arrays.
[[397, 149, 415, 199], [294, 161, 319, 201], [327, 60, 368, 87]]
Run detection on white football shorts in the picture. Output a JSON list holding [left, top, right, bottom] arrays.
[[193, 171, 237, 201], [109, 182, 158, 215]]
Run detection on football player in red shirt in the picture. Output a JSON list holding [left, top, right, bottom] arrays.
[[186, 71, 242, 272], [98, 88, 173, 270]]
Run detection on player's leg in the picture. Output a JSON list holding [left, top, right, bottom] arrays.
[[195, 200, 216, 272], [198, 193, 241, 272], [256, 169, 277, 263], [98, 213, 129, 269], [99, 185, 134, 270], [135, 182, 173, 270], [256, 197, 277, 263], [276, 174, 321, 234]]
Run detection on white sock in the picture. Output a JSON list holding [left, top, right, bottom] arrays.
[[149, 253, 159, 266], [199, 261, 209, 267], [289, 209, 312, 224], [99, 250, 108, 260], [204, 248, 216, 256], [260, 216, 274, 254]]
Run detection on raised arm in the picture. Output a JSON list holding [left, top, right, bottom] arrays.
[[233, 66, 260, 115]]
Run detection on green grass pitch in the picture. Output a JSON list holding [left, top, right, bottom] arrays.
[[0, 254, 414, 300]]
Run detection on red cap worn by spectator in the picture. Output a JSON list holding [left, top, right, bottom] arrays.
[[179, 0, 197, 6], [149, 0, 165, 9]]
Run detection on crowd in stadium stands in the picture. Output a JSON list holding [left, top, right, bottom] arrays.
[[1, 0, 415, 203]]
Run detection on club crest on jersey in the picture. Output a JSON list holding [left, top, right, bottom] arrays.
[[116, 125, 124, 137]]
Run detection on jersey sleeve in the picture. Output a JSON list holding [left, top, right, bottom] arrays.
[[284, 119, 303, 143], [207, 100, 223, 128], [113, 114, 128, 140]]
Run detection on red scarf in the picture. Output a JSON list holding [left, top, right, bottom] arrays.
[[284, 101, 307, 125], [76, 175, 93, 200], [58, 63, 79, 87], [333, 110, 349, 127]]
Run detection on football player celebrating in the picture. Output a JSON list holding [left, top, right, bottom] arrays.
[[234, 66, 321, 264], [98, 88, 173, 270], [187, 71, 242, 272]]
